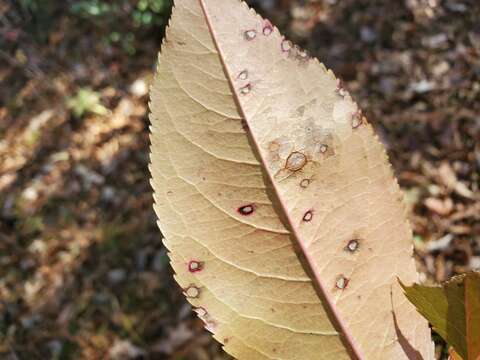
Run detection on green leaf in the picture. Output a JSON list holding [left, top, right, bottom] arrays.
[[400, 271, 480, 360], [66, 88, 109, 118]]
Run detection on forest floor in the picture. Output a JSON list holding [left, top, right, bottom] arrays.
[[1, 0, 479, 359]]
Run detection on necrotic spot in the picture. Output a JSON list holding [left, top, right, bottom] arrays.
[[263, 21, 273, 36], [281, 39, 293, 52], [285, 151, 307, 171], [300, 179, 311, 188], [194, 307, 208, 318], [302, 210, 313, 222], [237, 204, 255, 216], [237, 70, 248, 80], [240, 83, 252, 95], [188, 260, 204, 273], [184, 284, 200, 298], [351, 109, 363, 128], [244, 29, 257, 41], [346, 239, 359, 252], [335, 275, 349, 290]]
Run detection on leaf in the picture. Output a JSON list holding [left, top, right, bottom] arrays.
[[149, 0, 433, 359], [400, 271, 480, 360], [66, 88, 109, 118]]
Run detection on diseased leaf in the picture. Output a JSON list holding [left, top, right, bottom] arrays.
[[149, 0, 433, 359], [401, 272, 480, 360]]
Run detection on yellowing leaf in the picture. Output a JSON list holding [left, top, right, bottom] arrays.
[[401, 272, 480, 360], [149, 1, 433, 359]]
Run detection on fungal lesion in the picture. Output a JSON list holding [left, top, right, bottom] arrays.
[[351, 108, 364, 129], [335, 275, 349, 290], [237, 203, 255, 216], [345, 239, 360, 253], [240, 83, 252, 95], [267, 127, 336, 182], [184, 284, 201, 299], [280, 38, 311, 65], [299, 177, 313, 189], [273, 149, 310, 182], [262, 20, 273, 36], [335, 79, 349, 98], [244, 29, 257, 41], [285, 151, 307, 172], [188, 260, 204, 273], [302, 209, 314, 222]]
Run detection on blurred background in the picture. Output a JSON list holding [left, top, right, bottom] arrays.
[[1, 0, 479, 359]]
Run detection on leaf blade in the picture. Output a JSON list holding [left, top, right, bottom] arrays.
[[401, 272, 480, 359], [465, 272, 480, 360], [149, 0, 434, 358]]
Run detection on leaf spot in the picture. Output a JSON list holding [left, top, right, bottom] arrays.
[[302, 210, 314, 222], [335, 275, 349, 290], [345, 239, 359, 253], [240, 83, 252, 95], [194, 307, 208, 317], [281, 39, 293, 52], [184, 284, 200, 298], [205, 320, 217, 333], [263, 23, 273, 36], [237, 70, 249, 80], [244, 29, 257, 41], [285, 151, 307, 171], [300, 178, 311, 188], [351, 109, 364, 129], [296, 48, 310, 62], [188, 260, 204, 273], [237, 204, 255, 216], [336, 79, 348, 97]]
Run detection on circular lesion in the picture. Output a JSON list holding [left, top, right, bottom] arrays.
[[285, 151, 307, 172]]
